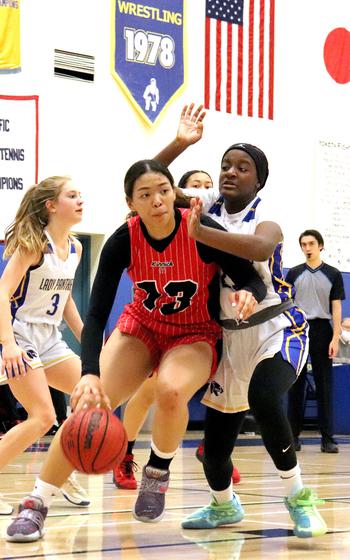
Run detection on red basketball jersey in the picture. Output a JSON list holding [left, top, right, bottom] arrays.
[[125, 209, 221, 338]]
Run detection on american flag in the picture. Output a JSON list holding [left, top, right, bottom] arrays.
[[204, 0, 275, 119]]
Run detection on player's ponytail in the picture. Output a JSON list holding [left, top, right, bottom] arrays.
[[174, 187, 191, 208], [4, 176, 70, 259]]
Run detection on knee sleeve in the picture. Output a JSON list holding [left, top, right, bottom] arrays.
[[248, 354, 298, 471]]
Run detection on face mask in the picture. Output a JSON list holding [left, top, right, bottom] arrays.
[[340, 330, 350, 344]]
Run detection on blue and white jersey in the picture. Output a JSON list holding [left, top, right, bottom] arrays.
[[184, 191, 308, 412], [185, 189, 294, 317], [11, 231, 79, 326]]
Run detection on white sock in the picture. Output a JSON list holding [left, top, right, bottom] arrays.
[[150, 440, 177, 460], [277, 463, 303, 498], [32, 478, 60, 508], [211, 482, 233, 505]]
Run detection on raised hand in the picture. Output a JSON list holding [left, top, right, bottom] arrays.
[[177, 103, 206, 147], [154, 103, 207, 166]]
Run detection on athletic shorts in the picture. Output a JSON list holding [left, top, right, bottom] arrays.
[[117, 310, 220, 377], [0, 319, 78, 379], [201, 306, 309, 413]]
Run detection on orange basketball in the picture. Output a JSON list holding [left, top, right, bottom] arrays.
[[61, 408, 127, 474]]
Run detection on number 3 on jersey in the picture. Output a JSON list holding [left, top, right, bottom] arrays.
[[46, 293, 60, 316], [136, 280, 197, 315]]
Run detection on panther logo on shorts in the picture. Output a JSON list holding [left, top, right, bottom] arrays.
[[26, 349, 38, 359], [209, 380, 224, 396]]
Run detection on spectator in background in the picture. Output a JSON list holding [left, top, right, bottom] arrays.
[[178, 170, 213, 190], [286, 229, 345, 453]]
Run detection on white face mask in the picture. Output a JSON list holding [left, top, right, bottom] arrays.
[[340, 330, 350, 344]]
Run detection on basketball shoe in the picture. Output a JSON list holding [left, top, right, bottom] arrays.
[[6, 495, 47, 542], [284, 487, 327, 538], [0, 493, 13, 515], [195, 440, 241, 484], [113, 453, 138, 489], [61, 472, 90, 506], [182, 494, 244, 529], [133, 465, 169, 522]]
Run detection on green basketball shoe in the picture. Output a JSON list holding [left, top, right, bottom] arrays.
[[284, 487, 327, 538]]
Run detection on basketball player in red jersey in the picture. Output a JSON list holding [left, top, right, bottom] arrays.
[[7, 159, 266, 541], [112, 168, 239, 491]]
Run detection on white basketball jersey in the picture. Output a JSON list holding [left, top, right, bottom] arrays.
[[185, 189, 294, 319], [11, 231, 79, 326]]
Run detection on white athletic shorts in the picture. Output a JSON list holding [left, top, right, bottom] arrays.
[[201, 306, 309, 413], [0, 319, 78, 381]]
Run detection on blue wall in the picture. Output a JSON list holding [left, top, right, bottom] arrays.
[[105, 271, 133, 337], [342, 274, 350, 317]]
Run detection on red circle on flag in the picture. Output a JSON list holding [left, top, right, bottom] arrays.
[[323, 28, 350, 84]]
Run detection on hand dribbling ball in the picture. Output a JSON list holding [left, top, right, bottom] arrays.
[[61, 407, 127, 474]]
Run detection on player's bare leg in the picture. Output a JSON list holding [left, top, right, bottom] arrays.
[[153, 342, 211, 452], [1, 367, 56, 471], [99, 329, 154, 408], [133, 342, 212, 522]]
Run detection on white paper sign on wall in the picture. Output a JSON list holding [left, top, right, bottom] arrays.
[[0, 95, 39, 239]]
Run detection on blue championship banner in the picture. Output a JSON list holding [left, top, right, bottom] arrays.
[[111, 0, 185, 125]]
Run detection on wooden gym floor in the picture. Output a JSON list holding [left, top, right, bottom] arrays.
[[0, 433, 350, 559]]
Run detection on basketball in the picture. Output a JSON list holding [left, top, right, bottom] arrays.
[[60, 407, 127, 474]]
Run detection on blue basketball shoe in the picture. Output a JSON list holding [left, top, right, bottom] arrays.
[[182, 494, 244, 529], [284, 487, 327, 538]]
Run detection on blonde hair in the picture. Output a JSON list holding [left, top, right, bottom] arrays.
[[4, 176, 70, 259]]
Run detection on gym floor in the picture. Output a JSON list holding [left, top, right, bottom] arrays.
[[0, 432, 350, 559]]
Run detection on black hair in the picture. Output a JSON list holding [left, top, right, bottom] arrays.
[[177, 169, 213, 190], [299, 229, 324, 247], [124, 159, 175, 198]]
